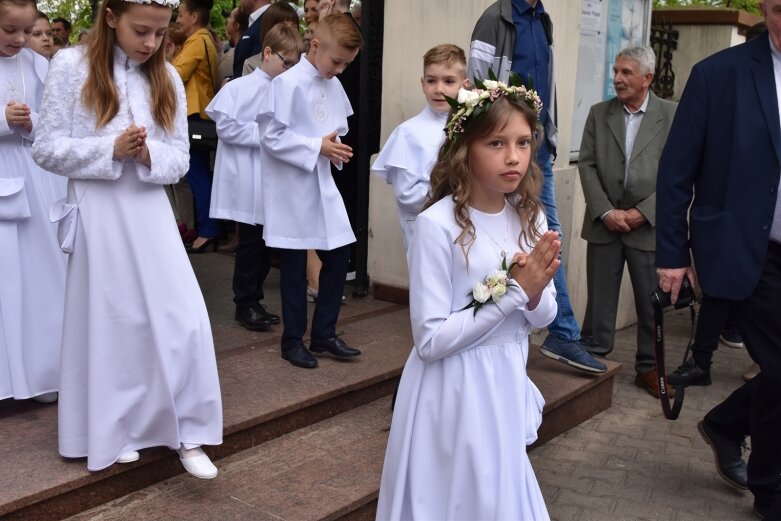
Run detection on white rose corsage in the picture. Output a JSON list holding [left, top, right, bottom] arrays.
[[462, 256, 519, 316]]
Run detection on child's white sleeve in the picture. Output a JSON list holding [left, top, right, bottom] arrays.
[[206, 87, 259, 147], [134, 66, 190, 185], [392, 170, 430, 217], [261, 118, 321, 173], [519, 211, 558, 328], [32, 50, 122, 181], [409, 211, 532, 363]]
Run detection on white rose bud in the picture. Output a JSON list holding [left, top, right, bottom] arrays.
[[483, 79, 499, 90], [490, 283, 507, 302], [473, 282, 491, 303], [457, 88, 472, 104]]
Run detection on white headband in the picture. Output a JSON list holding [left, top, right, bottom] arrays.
[[123, 0, 180, 8]]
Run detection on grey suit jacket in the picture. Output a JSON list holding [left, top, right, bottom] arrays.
[[578, 92, 677, 251]]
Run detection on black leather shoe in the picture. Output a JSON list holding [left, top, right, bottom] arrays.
[[235, 305, 275, 331], [310, 336, 361, 358], [668, 358, 712, 386], [257, 303, 280, 325], [281, 341, 318, 369], [697, 419, 748, 490]]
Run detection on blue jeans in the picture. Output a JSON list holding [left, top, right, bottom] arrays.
[[186, 115, 220, 238], [538, 147, 581, 342]]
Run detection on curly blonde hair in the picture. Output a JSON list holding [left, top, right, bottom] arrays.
[[426, 95, 544, 259]]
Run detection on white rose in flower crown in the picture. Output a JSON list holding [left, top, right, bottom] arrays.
[[483, 79, 499, 90], [472, 282, 492, 303], [457, 89, 481, 108], [490, 283, 507, 302]]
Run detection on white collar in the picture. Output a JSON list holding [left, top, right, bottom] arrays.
[[623, 91, 649, 115], [249, 3, 271, 25]]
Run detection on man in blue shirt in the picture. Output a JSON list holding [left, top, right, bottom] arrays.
[[468, 0, 606, 374]]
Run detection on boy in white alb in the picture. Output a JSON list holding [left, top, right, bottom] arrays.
[[206, 24, 303, 332], [372, 44, 469, 250], [258, 13, 363, 369]]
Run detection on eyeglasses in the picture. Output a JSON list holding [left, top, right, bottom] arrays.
[[273, 50, 294, 69]]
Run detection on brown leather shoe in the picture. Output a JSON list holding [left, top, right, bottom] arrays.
[[635, 369, 676, 399]]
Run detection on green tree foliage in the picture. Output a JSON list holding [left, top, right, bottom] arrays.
[[38, 0, 94, 42], [653, 0, 761, 16]]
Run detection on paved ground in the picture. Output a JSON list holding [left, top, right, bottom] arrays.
[[532, 307, 758, 521], [192, 252, 760, 520], [194, 252, 759, 521]]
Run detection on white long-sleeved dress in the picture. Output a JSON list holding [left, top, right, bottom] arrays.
[[0, 48, 67, 400], [31, 46, 223, 471], [371, 105, 447, 250], [206, 67, 270, 225], [376, 197, 555, 521]]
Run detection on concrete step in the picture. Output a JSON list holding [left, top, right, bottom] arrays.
[[62, 349, 622, 521], [0, 255, 620, 520], [65, 396, 394, 521], [0, 300, 410, 521]]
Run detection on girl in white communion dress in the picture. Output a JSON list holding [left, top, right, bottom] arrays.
[[0, 0, 66, 404], [376, 81, 558, 520], [32, 0, 222, 478]]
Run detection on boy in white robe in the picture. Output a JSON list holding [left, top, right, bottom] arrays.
[[206, 25, 304, 332], [258, 13, 363, 369], [371, 44, 469, 251]]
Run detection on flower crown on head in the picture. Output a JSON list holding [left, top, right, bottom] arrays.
[[444, 70, 543, 142], [122, 0, 180, 8]]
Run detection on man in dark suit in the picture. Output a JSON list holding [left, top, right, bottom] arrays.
[[578, 46, 677, 398], [232, 0, 270, 79], [656, 1, 781, 517]]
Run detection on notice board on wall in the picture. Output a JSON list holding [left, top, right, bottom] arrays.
[[570, 0, 651, 161]]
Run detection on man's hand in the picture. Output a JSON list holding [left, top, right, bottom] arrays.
[[603, 210, 632, 233], [320, 130, 352, 164], [625, 208, 648, 229], [657, 266, 697, 304]]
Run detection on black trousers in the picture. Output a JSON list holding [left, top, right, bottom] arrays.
[[704, 241, 781, 509], [277, 245, 350, 349], [232, 222, 272, 310], [690, 294, 737, 367]]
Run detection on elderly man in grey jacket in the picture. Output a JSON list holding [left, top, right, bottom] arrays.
[[578, 46, 677, 397]]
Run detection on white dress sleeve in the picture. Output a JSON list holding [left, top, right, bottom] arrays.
[[133, 66, 190, 185], [409, 210, 533, 363], [31, 49, 123, 181], [261, 118, 321, 173], [206, 86, 259, 147]]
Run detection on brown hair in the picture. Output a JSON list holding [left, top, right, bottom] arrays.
[[81, 0, 177, 131], [0, 0, 36, 18], [259, 1, 298, 48], [35, 9, 49, 21], [263, 22, 304, 57], [423, 44, 466, 72], [181, 0, 212, 28], [317, 12, 362, 50], [426, 96, 544, 256]]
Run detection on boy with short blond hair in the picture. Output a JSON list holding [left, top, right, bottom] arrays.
[[372, 44, 468, 250], [259, 13, 363, 369]]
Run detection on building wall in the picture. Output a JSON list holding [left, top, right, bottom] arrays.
[[369, 0, 585, 289]]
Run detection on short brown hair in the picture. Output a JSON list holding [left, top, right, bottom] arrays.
[[423, 44, 466, 72], [263, 23, 304, 57], [317, 12, 362, 50]]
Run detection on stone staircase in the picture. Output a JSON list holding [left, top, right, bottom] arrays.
[[0, 255, 620, 521]]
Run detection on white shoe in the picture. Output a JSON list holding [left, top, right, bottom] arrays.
[[32, 392, 58, 403], [117, 451, 140, 463], [177, 446, 218, 479]]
